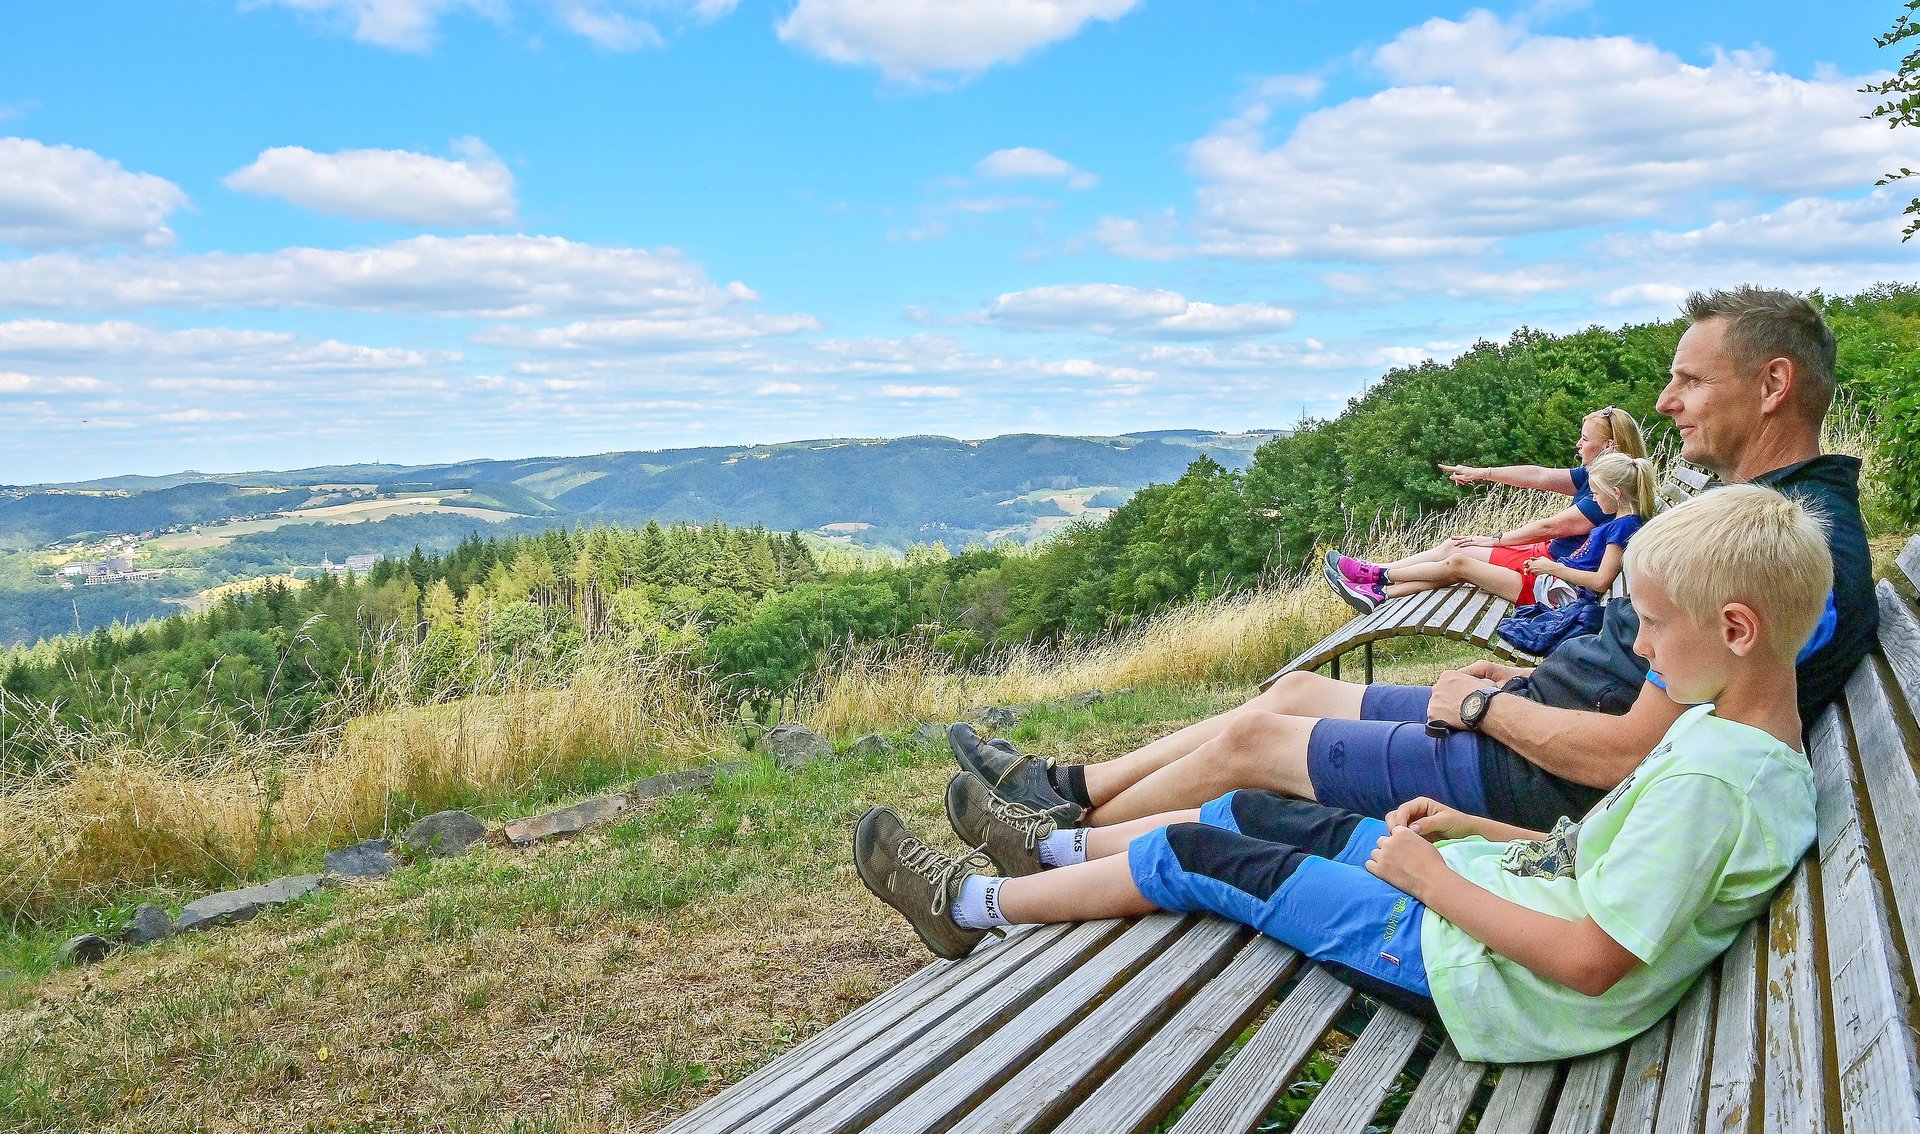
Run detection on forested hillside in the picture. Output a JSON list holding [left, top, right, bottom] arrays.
[[7, 285, 1917, 779]]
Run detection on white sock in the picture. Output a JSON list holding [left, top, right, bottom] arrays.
[[952, 875, 1010, 929], [1037, 829, 1088, 869]]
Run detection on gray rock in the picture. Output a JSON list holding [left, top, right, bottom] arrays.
[[401, 810, 486, 858], [767, 724, 833, 769], [120, 903, 174, 946], [324, 839, 399, 880], [911, 721, 948, 746], [174, 875, 322, 933], [849, 734, 894, 759], [504, 794, 630, 846], [631, 764, 737, 802], [58, 934, 114, 967], [972, 705, 1025, 730], [1067, 690, 1107, 709]]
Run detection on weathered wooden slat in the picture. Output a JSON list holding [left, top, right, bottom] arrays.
[[1878, 580, 1920, 709], [661, 923, 1066, 1134], [1472, 593, 1512, 645], [856, 914, 1197, 1134], [1055, 937, 1305, 1134], [1670, 464, 1711, 492], [1762, 863, 1827, 1134], [1808, 704, 1920, 1134], [1702, 919, 1762, 1134], [1608, 1018, 1673, 1134], [1445, 590, 1494, 638], [945, 917, 1252, 1134], [1894, 534, 1919, 589], [1478, 1062, 1560, 1134], [1547, 1049, 1624, 1134], [1166, 966, 1354, 1134], [1651, 970, 1717, 1134], [1391, 1040, 1488, 1134], [1841, 657, 1920, 1003], [1422, 588, 1476, 637], [1292, 1006, 1428, 1134]]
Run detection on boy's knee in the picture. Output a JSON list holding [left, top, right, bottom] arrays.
[[1256, 671, 1322, 714]]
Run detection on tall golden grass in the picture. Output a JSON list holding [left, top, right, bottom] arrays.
[[0, 648, 730, 923]]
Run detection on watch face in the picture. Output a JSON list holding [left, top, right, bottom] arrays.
[[1462, 689, 1491, 726]]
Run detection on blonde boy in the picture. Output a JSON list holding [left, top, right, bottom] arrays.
[[856, 486, 1828, 1063]]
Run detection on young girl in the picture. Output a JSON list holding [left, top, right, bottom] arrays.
[[1328, 407, 1646, 609], [1329, 452, 1656, 612]]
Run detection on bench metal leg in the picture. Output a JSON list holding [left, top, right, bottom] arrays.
[[1364, 642, 1374, 685], [1330, 654, 1340, 681]]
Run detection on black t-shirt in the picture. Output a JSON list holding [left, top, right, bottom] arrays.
[[1483, 455, 1877, 826]]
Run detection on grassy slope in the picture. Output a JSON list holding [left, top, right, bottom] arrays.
[[0, 640, 1472, 1134]]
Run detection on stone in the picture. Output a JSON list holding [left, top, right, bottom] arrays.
[[504, 794, 630, 846], [1068, 690, 1107, 709], [849, 734, 894, 759], [324, 839, 399, 880], [175, 875, 322, 933], [912, 721, 948, 746], [766, 724, 833, 769], [401, 810, 486, 858], [972, 705, 1025, 730], [631, 763, 740, 802], [120, 903, 174, 946], [58, 934, 114, 967]]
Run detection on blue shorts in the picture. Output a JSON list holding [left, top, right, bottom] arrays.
[[1130, 792, 1433, 1012], [1305, 684, 1491, 818]]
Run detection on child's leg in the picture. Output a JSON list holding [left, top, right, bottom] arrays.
[[1385, 555, 1524, 603], [995, 854, 1161, 923], [1381, 539, 1493, 572]]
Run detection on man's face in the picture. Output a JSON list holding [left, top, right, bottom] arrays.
[[1657, 318, 1764, 475]]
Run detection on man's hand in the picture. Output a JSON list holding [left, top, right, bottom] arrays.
[[1384, 797, 1481, 842], [1367, 824, 1453, 899], [1459, 658, 1531, 684], [1428, 669, 1497, 729]]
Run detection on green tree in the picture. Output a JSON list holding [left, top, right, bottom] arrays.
[[1865, 1, 1920, 239]]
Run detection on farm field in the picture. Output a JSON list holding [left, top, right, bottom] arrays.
[[146, 492, 520, 551]]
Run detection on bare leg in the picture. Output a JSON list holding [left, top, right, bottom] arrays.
[[1080, 673, 1367, 807], [996, 852, 1159, 923], [1379, 541, 1494, 573], [1088, 711, 1318, 826], [1083, 809, 1204, 860], [1381, 554, 1523, 603]]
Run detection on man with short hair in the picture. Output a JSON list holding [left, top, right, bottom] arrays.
[[956, 286, 1877, 833]]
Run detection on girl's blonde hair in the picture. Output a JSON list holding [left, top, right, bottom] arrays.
[[1588, 452, 1657, 519], [1588, 406, 1647, 459]]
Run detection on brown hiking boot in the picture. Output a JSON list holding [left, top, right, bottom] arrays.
[[946, 723, 1084, 825], [944, 772, 1054, 877], [853, 808, 994, 960]]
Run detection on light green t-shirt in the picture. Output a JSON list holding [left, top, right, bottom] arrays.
[[1420, 703, 1816, 1064]]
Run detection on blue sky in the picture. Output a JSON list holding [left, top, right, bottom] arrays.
[[0, 0, 1910, 482]]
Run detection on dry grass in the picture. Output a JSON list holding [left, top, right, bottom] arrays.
[[0, 653, 732, 924], [804, 483, 1564, 738]]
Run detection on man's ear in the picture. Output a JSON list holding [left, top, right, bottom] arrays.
[[1722, 602, 1762, 657], [1758, 356, 1795, 415]]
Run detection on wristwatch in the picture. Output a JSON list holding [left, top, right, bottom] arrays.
[[1460, 677, 1527, 730]]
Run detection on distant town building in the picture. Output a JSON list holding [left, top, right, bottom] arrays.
[[321, 553, 382, 577]]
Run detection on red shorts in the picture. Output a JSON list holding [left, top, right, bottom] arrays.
[[1488, 541, 1551, 604]]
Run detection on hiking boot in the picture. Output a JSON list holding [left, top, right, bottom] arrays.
[[853, 808, 992, 960], [945, 772, 1054, 877], [1325, 549, 1383, 586], [1325, 565, 1384, 614], [947, 723, 1084, 825]]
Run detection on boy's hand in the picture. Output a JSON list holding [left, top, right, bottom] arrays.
[[1367, 824, 1452, 899], [1384, 797, 1478, 841], [1428, 670, 1497, 729]]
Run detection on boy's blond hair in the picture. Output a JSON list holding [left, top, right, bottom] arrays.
[[1625, 485, 1831, 660], [1586, 452, 1656, 519]]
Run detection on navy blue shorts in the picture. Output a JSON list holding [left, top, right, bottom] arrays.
[[1130, 790, 1434, 1014], [1304, 684, 1491, 818]]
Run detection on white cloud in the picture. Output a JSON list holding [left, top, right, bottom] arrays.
[[476, 311, 823, 351], [778, 0, 1137, 82], [0, 137, 188, 249], [0, 319, 457, 375], [0, 234, 759, 319], [880, 383, 962, 397], [225, 138, 515, 226], [0, 371, 106, 395], [977, 147, 1098, 189], [246, 0, 498, 52], [756, 381, 803, 395], [983, 284, 1295, 338], [1103, 12, 1903, 262], [248, 0, 732, 52]]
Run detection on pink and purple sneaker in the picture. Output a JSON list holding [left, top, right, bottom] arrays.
[[1323, 564, 1385, 614], [1324, 549, 1384, 586]]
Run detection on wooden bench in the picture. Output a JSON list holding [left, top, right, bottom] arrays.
[[1259, 462, 1713, 688], [666, 534, 1920, 1134]]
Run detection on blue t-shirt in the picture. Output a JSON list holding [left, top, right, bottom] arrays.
[[1550, 465, 1614, 560], [1560, 513, 1642, 574]]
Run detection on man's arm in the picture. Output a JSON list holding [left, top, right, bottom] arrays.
[[1429, 672, 1684, 790]]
